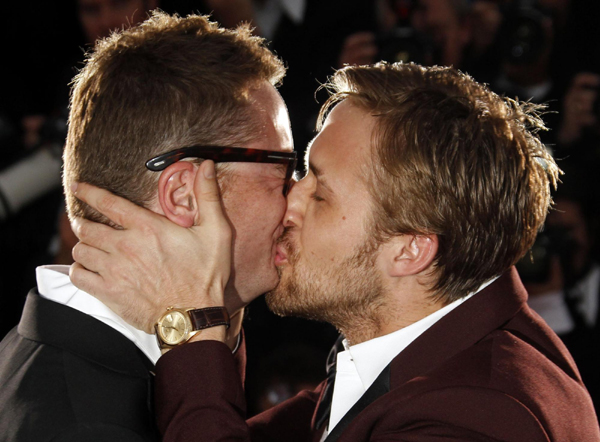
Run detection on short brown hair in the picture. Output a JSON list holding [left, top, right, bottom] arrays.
[[64, 11, 285, 223], [319, 62, 559, 303]]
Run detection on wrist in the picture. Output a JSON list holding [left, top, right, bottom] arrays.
[[187, 325, 227, 344], [155, 306, 230, 352]]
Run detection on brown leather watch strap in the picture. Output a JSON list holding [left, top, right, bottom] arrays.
[[189, 307, 230, 330]]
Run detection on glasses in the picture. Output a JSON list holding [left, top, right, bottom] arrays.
[[146, 146, 298, 196]]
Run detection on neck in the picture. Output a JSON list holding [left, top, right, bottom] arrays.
[[222, 283, 248, 350], [225, 308, 245, 350], [338, 290, 446, 346]]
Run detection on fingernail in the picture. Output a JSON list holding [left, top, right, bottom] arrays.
[[70, 182, 78, 193], [204, 161, 215, 179]]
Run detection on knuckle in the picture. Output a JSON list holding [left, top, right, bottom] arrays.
[[69, 266, 85, 288], [78, 223, 90, 240], [70, 219, 81, 237], [201, 191, 221, 203], [69, 263, 79, 280], [71, 243, 81, 261], [116, 238, 135, 255], [139, 223, 156, 237]]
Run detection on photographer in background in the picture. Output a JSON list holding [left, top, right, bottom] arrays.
[[558, 73, 600, 147], [554, 72, 600, 168], [247, 0, 376, 160], [337, 0, 472, 70], [488, 1, 566, 145], [521, 163, 600, 411]]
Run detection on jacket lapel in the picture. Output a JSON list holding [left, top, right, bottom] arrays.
[[323, 365, 391, 442], [389, 268, 527, 388]]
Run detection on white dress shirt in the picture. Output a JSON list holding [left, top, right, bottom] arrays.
[[36, 265, 161, 364], [325, 278, 498, 436]]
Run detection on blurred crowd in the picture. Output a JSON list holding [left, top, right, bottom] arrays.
[[2, 0, 600, 416]]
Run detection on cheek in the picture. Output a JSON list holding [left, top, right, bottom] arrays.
[[254, 194, 287, 233], [227, 194, 286, 247], [301, 213, 365, 265]]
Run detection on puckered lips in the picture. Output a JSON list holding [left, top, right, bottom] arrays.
[[275, 244, 288, 266]]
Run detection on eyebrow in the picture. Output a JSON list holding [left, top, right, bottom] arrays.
[[308, 161, 334, 194], [309, 161, 322, 178]]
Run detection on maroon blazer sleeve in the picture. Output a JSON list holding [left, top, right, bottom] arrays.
[[155, 341, 249, 442], [155, 340, 321, 442]]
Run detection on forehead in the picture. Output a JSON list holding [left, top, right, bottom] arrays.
[[306, 101, 376, 199], [247, 83, 294, 154], [307, 101, 375, 173]]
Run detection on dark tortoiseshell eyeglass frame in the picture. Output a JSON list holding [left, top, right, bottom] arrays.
[[146, 146, 298, 196]]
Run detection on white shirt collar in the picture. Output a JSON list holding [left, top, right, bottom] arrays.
[[345, 293, 474, 392], [327, 277, 498, 433], [36, 265, 161, 364]]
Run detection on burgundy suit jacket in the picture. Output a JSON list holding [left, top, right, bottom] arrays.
[[155, 268, 600, 441]]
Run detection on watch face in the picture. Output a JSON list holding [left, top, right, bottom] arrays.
[[157, 310, 190, 346]]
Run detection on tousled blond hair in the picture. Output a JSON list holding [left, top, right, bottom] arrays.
[[320, 62, 559, 303]]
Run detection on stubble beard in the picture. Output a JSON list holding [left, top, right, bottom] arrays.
[[265, 230, 387, 342]]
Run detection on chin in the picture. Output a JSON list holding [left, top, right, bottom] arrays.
[[264, 269, 319, 319], [258, 269, 281, 294], [230, 268, 280, 306]]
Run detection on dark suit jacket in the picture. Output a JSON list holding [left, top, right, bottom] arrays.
[[0, 290, 159, 442], [155, 268, 600, 441]]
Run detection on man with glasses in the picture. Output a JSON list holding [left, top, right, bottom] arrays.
[[0, 11, 294, 441]]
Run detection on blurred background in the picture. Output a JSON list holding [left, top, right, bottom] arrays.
[[2, 0, 600, 417]]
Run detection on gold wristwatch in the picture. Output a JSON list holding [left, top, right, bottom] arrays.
[[155, 306, 230, 351]]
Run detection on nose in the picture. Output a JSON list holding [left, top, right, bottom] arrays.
[[283, 176, 308, 229]]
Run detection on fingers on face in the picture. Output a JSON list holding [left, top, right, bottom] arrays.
[[194, 161, 229, 228], [199, 161, 221, 201], [73, 182, 153, 229], [72, 242, 109, 274], [69, 262, 106, 297], [72, 218, 117, 251]]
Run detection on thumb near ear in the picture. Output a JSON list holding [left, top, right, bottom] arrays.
[[193, 160, 227, 227]]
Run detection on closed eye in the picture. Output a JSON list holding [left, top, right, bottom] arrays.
[[310, 192, 324, 202]]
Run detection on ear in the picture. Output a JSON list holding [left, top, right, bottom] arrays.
[[157, 161, 199, 228], [380, 234, 438, 277]]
